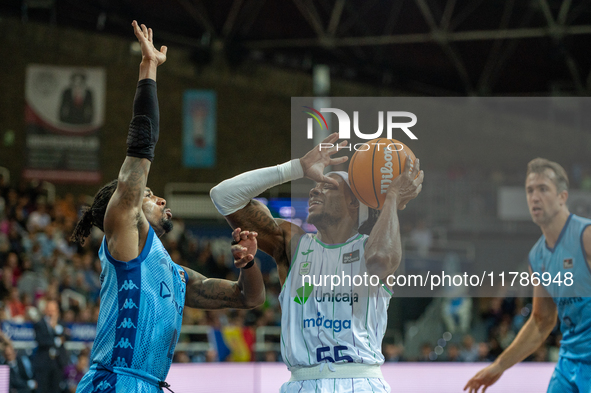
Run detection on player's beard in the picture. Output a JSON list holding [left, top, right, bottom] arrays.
[[160, 216, 174, 234], [307, 210, 339, 228]]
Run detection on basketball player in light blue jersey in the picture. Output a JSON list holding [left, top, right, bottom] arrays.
[[465, 158, 591, 393], [70, 21, 265, 392], [211, 134, 424, 392]]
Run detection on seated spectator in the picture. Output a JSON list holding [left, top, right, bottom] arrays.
[[459, 335, 479, 362], [418, 343, 433, 362], [445, 343, 461, 362], [26, 198, 51, 233], [4, 344, 36, 393], [64, 353, 88, 393], [384, 343, 405, 362]]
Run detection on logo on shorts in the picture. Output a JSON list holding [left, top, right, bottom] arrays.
[[94, 381, 113, 391], [294, 283, 314, 305], [342, 250, 360, 264], [563, 258, 573, 269]]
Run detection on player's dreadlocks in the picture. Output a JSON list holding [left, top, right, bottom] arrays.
[[358, 207, 380, 235], [70, 179, 118, 245]]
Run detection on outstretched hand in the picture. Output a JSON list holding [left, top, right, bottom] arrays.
[[387, 153, 424, 210], [463, 363, 504, 393], [231, 228, 258, 269], [300, 133, 349, 187], [132, 20, 167, 66]]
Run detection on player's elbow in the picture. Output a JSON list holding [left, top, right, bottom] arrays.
[[366, 252, 400, 280], [532, 310, 557, 335], [242, 289, 266, 309]]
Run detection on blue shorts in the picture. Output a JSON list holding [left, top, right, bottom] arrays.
[[76, 367, 162, 393], [548, 357, 591, 393]]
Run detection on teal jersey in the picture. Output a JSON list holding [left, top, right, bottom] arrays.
[[529, 214, 591, 361], [77, 225, 187, 392]]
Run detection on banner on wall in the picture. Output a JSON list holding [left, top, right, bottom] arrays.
[[182, 90, 216, 168], [24, 65, 105, 183]]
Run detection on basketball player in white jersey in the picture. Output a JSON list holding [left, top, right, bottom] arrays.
[[210, 133, 423, 392]]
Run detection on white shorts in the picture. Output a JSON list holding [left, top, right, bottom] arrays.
[[280, 378, 391, 393]]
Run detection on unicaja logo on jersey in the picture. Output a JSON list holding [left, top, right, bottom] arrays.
[[117, 318, 137, 329], [294, 283, 314, 305], [119, 280, 139, 291], [315, 290, 359, 306], [120, 299, 138, 310], [114, 338, 133, 349], [112, 357, 128, 367]]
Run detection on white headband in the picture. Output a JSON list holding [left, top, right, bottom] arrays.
[[326, 171, 369, 229]]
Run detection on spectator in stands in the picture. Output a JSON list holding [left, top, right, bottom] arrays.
[[5, 287, 25, 322], [64, 352, 88, 393], [445, 343, 461, 362], [459, 335, 479, 362], [418, 343, 433, 361], [383, 343, 405, 362], [409, 219, 433, 257], [33, 300, 66, 393], [4, 344, 36, 393], [476, 342, 493, 362], [26, 198, 51, 233]]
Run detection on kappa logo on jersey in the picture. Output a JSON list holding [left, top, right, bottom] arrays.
[[299, 262, 311, 275], [119, 279, 139, 291], [117, 318, 137, 329], [120, 299, 138, 310], [301, 249, 314, 256], [343, 250, 360, 264], [294, 283, 314, 305], [564, 258, 574, 269], [112, 357, 128, 367], [114, 338, 133, 349], [304, 312, 351, 332], [94, 381, 113, 391]]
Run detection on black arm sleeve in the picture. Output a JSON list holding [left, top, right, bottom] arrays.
[[126, 79, 160, 161]]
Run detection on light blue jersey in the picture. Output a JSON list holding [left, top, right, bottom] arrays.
[[76, 226, 187, 392], [529, 213, 591, 361]]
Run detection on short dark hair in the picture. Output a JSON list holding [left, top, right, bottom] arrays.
[[70, 180, 118, 245], [526, 158, 569, 193]]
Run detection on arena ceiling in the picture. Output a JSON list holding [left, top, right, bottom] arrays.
[[4, 0, 591, 95]]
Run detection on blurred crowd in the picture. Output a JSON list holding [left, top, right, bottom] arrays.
[[0, 174, 565, 392]]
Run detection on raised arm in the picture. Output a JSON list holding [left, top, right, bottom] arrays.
[[103, 21, 167, 261], [183, 228, 265, 309], [210, 133, 348, 275], [464, 283, 557, 393], [365, 156, 423, 280]]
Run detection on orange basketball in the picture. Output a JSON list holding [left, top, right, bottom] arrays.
[[348, 138, 416, 210]]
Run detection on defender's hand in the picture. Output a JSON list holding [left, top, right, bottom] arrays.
[[386, 154, 423, 210], [132, 20, 167, 66], [231, 228, 258, 268], [463, 363, 504, 393], [300, 133, 349, 187]]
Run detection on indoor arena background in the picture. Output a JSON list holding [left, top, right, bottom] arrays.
[[1, 1, 591, 392]]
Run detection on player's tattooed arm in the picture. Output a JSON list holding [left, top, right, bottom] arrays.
[[104, 21, 167, 261], [365, 156, 423, 280], [226, 200, 305, 266], [182, 228, 265, 310]]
